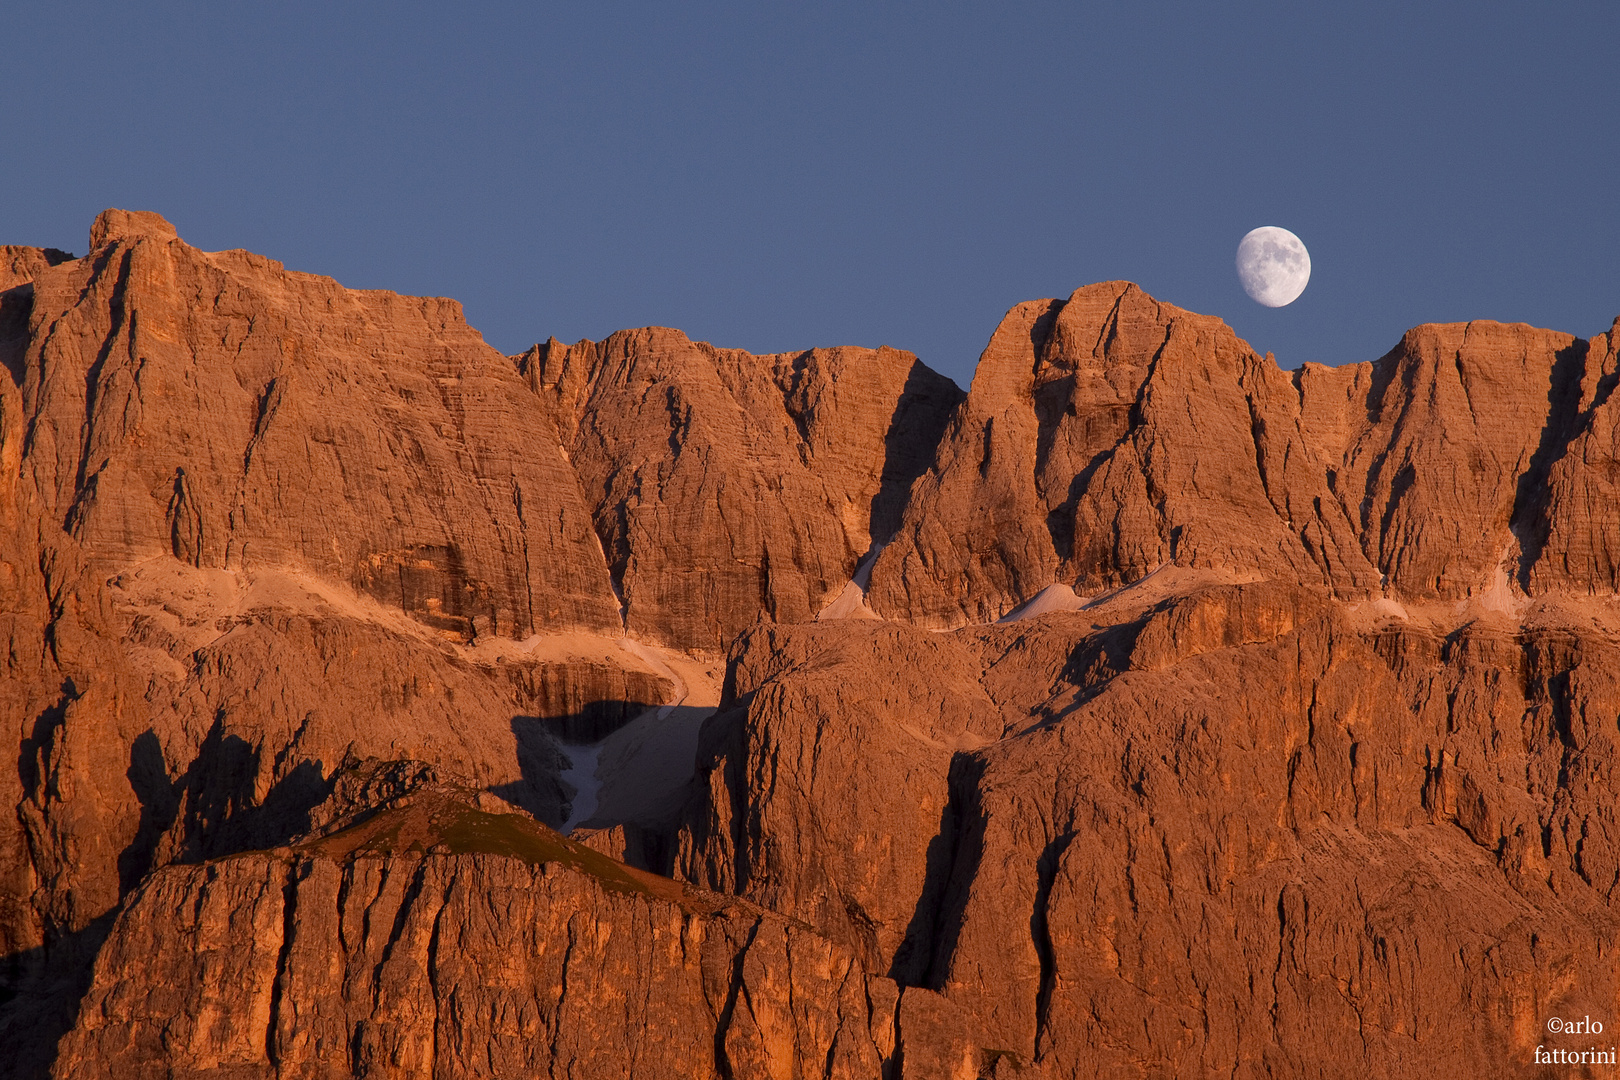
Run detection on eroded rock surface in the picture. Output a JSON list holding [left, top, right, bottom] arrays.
[[679, 583, 1620, 1078], [520, 330, 962, 649], [6, 211, 1620, 1079], [14, 210, 621, 640], [54, 785, 895, 1080], [868, 282, 1600, 626]]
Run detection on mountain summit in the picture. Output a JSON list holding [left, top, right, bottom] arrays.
[[4, 212, 1618, 1079]]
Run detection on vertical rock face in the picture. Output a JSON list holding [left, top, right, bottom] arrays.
[[52, 788, 895, 1080], [1530, 318, 1620, 592], [0, 409, 147, 1078], [9, 211, 1620, 1080], [520, 330, 962, 649], [868, 281, 1596, 627], [16, 209, 621, 640], [676, 583, 1620, 1078], [0, 210, 974, 1078], [1334, 320, 1579, 597], [677, 621, 1002, 979], [0, 247, 75, 294]]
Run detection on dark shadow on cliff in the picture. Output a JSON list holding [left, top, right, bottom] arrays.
[[892, 752, 989, 989], [172, 720, 334, 862], [1513, 339, 1595, 586], [2, 681, 106, 1078], [16, 680, 74, 807], [0, 910, 116, 1080], [518, 698, 664, 745], [116, 720, 335, 876], [118, 731, 180, 891], [869, 360, 967, 543], [0, 252, 73, 389], [0, 285, 37, 389], [494, 700, 660, 829]]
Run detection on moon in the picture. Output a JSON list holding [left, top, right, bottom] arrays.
[[1235, 226, 1311, 307]]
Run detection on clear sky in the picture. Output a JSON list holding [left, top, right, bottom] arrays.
[[4, 1, 1616, 387]]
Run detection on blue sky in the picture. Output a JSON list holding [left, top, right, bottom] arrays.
[[4, 2, 1616, 387]]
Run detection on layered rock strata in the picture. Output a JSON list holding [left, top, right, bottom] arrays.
[[0, 210, 968, 1077], [868, 282, 1599, 626], [11, 208, 621, 639], [678, 583, 1620, 1078], [4, 211, 1620, 1079], [519, 329, 961, 648]]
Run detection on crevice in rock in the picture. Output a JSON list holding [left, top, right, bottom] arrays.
[[869, 359, 963, 546], [424, 878, 451, 1075], [1031, 828, 1076, 1050], [373, 857, 429, 985], [595, 498, 632, 627], [1244, 395, 1282, 520], [1511, 339, 1589, 588], [265, 856, 305, 1066], [1353, 343, 1422, 567], [64, 248, 135, 536], [901, 753, 988, 991], [712, 918, 763, 1080]]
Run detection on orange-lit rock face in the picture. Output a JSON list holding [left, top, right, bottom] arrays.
[[7, 212, 1620, 1079], [520, 328, 960, 648], [14, 210, 622, 639], [869, 282, 1595, 627]]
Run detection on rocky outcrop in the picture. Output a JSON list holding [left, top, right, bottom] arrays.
[[54, 785, 896, 1080], [520, 331, 962, 649], [0, 398, 147, 1077], [1529, 318, 1620, 592], [0, 247, 74, 294], [868, 281, 1597, 627], [678, 621, 1002, 979], [0, 210, 970, 1076], [14, 209, 622, 640], [678, 582, 1620, 1077], [10, 210, 1620, 1079]]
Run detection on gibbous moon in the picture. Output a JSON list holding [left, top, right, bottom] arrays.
[[1236, 226, 1311, 307]]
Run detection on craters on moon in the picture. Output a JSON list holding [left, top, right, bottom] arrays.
[[1236, 226, 1311, 307]]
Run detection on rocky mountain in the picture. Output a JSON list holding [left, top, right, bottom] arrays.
[[3, 210, 1619, 1078], [867, 281, 1599, 625]]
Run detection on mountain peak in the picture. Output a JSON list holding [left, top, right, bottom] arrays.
[[88, 208, 178, 250]]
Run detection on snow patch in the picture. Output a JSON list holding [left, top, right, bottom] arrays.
[[1369, 598, 1410, 621], [1476, 545, 1529, 618], [818, 545, 885, 622], [559, 742, 603, 833], [998, 583, 1090, 623]]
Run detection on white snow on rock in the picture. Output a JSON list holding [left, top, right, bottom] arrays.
[[818, 545, 885, 622], [998, 583, 1090, 623], [559, 742, 603, 833]]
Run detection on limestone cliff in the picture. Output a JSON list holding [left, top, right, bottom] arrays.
[[868, 281, 1598, 626], [519, 329, 961, 649], [6, 211, 1620, 1080], [53, 784, 898, 1080], [677, 583, 1620, 1078]]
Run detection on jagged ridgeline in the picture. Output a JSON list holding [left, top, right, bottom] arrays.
[[3, 210, 1619, 1078]]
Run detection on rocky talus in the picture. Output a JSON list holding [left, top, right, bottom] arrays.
[[3, 211, 1620, 1079]]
